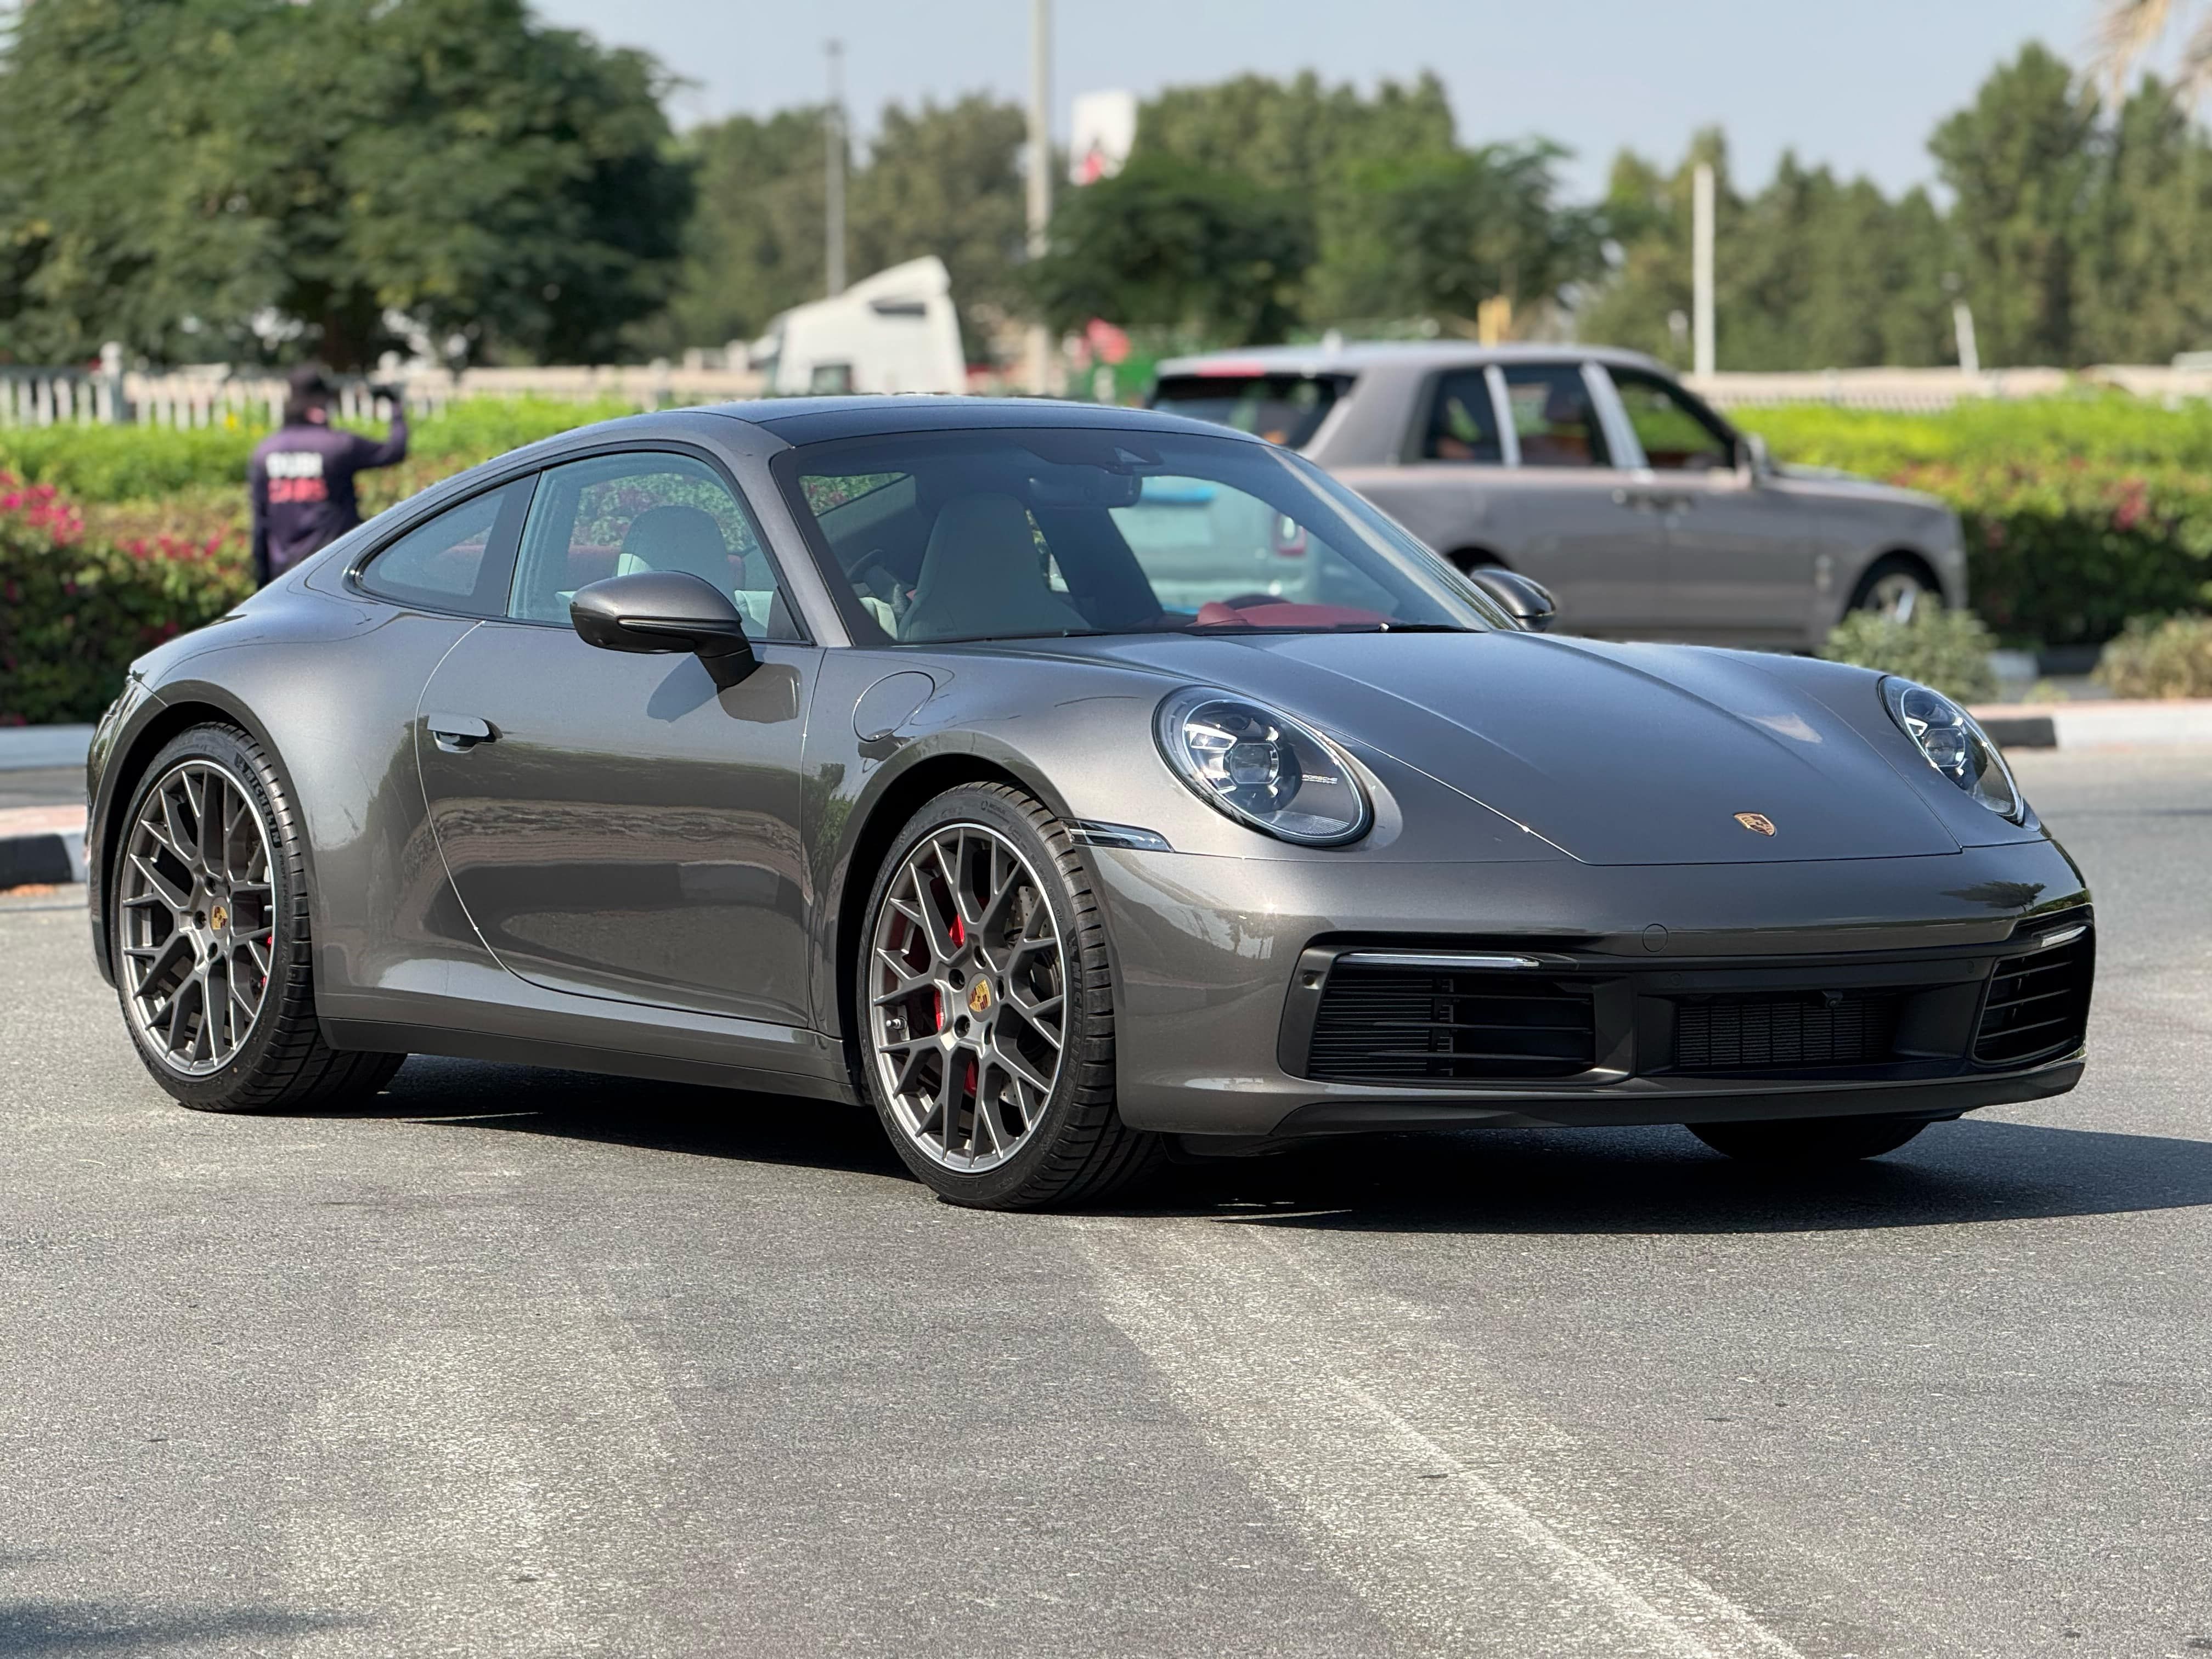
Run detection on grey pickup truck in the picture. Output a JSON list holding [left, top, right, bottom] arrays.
[[1150, 342, 1965, 651]]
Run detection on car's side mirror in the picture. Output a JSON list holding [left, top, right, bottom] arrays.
[[1465, 567, 1558, 633], [1737, 431, 1773, 482], [571, 570, 759, 689]]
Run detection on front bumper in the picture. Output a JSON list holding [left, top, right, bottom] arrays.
[[1092, 837, 2091, 1138]]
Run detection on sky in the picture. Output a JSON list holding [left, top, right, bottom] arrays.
[[528, 0, 2130, 201]]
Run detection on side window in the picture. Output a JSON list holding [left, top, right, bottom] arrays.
[[356, 479, 532, 616], [1499, 365, 1611, 469], [1418, 371, 1503, 463], [1610, 370, 1736, 471], [507, 450, 802, 641]]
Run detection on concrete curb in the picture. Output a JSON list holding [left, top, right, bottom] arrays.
[[0, 806, 86, 888], [1972, 698, 2212, 751]]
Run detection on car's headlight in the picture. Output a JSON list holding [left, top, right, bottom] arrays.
[[1155, 689, 1371, 846], [1881, 677, 2023, 822]]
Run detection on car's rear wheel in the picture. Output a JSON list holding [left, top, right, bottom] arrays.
[[855, 782, 1160, 1209], [1689, 1114, 1931, 1165], [112, 723, 403, 1112], [1849, 556, 1941, 623]]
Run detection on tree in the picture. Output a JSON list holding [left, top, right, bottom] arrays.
[[637, 108, 835, 356], [1928, 43, 2097, 367], [850, 97, 1028, 351], [1028, 155, 1313, 345], [1136, 70, 1457, 202], [2075, 76, 2212, 360], [0, 0, 689, 368], [1131, 70, 1468, 331], [1313, 142, 1602, 330], [636, 94, 1026, 363]]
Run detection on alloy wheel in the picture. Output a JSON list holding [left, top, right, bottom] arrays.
[[1861, 570, 1929, 623], [868, 822, 1069, 1172], [119, 760, 276, 1076]]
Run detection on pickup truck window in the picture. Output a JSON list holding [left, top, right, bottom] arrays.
[[1418, 370, 1504, 463], [1499, 365, 1611, 469], [1150, 373, 1350, 449]]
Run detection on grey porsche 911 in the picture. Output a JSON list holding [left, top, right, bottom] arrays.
[[84, 398, 2093, 1210]]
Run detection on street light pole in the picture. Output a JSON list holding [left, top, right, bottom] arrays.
[[1025, 0, 1053, 393], [825, 40, 846, 298], [1691, 161, 1714, 380]]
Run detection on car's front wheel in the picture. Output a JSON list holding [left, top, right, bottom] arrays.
[[111, 723, 403, 1112], [1689, 1114, 1931, 1165], [855, 782, 1159, 1209]]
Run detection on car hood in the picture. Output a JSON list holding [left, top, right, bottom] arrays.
[[1042, 631, 1961, 865], [1771, 464, 1948, 514]]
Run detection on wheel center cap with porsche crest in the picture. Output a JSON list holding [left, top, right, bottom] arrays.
[[967, 978, 994, 1015], [1734, 812, 1778, 837]]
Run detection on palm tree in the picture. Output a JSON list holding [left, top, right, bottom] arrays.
[[2097, 0, 2212, 98]]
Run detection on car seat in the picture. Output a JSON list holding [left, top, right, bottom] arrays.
[[616, 504, 744, 590], [898, 493, 1088, 643]]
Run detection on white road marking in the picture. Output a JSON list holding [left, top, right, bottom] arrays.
[[1074, 1217, 1810, 1659]]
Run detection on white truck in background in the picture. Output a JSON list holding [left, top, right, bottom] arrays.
[[750, 256, 966, 397]]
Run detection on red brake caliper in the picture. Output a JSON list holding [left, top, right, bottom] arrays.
[[950, 911, 971, 1096]]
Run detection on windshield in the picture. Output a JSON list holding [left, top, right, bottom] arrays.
[[777, 426, 1505, 647], [1148, 373, 1350, 448]]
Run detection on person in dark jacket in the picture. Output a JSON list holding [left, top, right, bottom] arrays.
[[247, 364, 409, 585]]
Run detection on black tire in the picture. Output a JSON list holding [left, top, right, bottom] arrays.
[[852, 781, 1161, 1210], [1847, 555, 1943, 623], [110, 723, 404, 1113], [1689, 1114, 1931, 1165]]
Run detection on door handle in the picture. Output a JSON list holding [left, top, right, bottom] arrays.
[[426, 713, 496, 753], [1614, 488, 1694, 513]]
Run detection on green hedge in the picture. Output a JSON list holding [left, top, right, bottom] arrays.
[[0, 397, 637, 504], [0, 475, 252, 725], [1744, 396, 2212, 647], [9, 393, 2212, 667]]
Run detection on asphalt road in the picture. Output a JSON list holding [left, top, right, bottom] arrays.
[[2, 747, 2207, 1659]]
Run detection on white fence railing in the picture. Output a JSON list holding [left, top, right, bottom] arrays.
[[0, 363, 770, 430], [12, 358, 2212, 427], [1688, 364, 2212, 412]]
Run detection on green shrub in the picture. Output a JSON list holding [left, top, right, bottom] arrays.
[[1818, 606, 2000, 704], [0, 473, 251, 725], [1741, 395, 2212, 648], [1915, 461, 2212, 646], [2095, 613, 2212, 698]]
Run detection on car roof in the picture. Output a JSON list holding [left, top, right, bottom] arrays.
[[1153, 341, 1674, 377], [697, 394, 1262, 447]]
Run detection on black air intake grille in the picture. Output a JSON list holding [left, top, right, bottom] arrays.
[[1672, 991, 1900, 1072], [1306, 966, 1596, 1083], [1977, 928, 2094, 1065]]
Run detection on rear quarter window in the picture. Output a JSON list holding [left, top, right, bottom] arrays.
[[1149, 373, 1351, 448]]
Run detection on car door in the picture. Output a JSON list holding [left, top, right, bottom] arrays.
[[1351, 363, 1660, 638], [1604, 366, 1814, 645], [416, 447, 821, 1028]]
